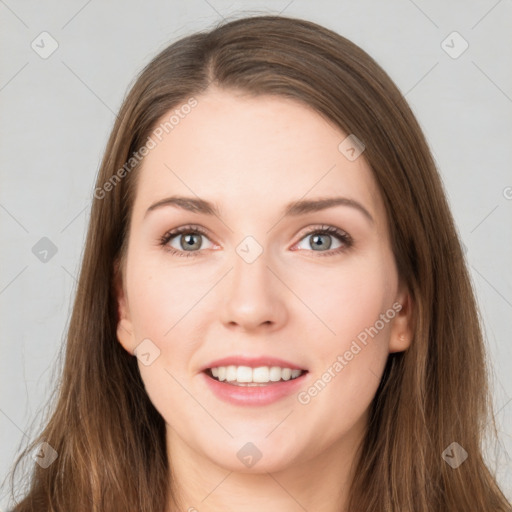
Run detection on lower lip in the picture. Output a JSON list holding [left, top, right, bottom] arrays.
[[201, 371, 308, 406]]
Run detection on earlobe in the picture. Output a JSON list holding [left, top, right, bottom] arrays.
[[117, 318, 135, 355], [389, 286, 415, 353]]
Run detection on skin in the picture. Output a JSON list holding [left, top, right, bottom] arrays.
[[116, 87, 414, 512]]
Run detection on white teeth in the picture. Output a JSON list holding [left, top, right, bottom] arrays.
[[226, 365, 237, 382], [269, 366, 282, 382], [208, 365, 305, 384], [253, 366, 269, 383], [236, 366, 253, 383]]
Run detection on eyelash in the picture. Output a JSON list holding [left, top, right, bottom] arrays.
[[158, 224, 353, 258]]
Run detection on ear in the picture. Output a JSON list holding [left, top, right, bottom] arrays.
[[114, 259, 136, 355], [388, 282, 415, 353]]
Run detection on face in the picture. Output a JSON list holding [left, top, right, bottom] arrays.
[[116, 88, 413, 474]]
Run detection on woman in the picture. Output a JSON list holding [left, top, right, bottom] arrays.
[[7, 14, 511, 512]]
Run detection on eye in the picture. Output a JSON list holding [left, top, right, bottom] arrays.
[[293, 225, 353, 256], [159, 225, 215, 257], [159, 224, 353, 258]]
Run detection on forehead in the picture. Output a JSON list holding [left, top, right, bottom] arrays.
[[132, 88, 384, 223]]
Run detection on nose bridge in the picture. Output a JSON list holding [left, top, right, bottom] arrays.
[[220, 235, 286, 330]]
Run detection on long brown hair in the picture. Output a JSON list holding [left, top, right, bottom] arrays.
[[7, 14, 511, 512]]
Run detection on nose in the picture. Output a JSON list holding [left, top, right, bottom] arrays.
[[219, 245, 288, 333]]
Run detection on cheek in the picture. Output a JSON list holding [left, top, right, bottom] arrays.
[[127, 259, 205, 423], [124, 263, 212, 416], [293, 254, 396, 411], [126, 253, 209, 344], [294, 260, 396, 424], [294, 256, 396, 354]]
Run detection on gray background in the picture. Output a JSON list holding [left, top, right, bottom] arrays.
[[1, 0, 511, 507]]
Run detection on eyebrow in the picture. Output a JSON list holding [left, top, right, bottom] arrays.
[[144, 195, 374, 223]]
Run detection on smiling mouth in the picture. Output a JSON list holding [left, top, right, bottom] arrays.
[[205, 366, 307, 386]]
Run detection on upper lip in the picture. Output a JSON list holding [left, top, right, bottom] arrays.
[[201, 356, 307, 372]]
